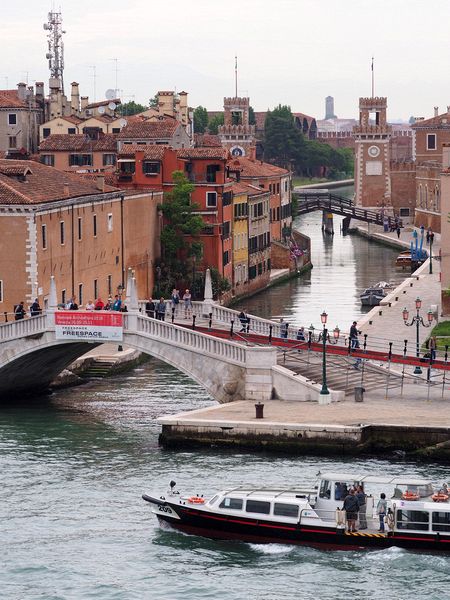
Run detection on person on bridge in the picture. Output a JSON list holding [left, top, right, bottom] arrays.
[[30, 298, 41, 317], [112, 295, 122, 311], [14, 301, 25, 320], [171, 289, 180, 314], [350, 321, 362, 369], [156, 298, 166, 321], [238, 311, 248, 332], [94, 298, 104, 310], [280, 319, 289, 339], [183, 289, 192, 318], [145, 298, 155, 318]]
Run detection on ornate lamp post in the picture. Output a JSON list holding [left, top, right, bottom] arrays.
[[403, 297, 434, 374], [429, 236, 433, 275], [319, 312, 340, 396]]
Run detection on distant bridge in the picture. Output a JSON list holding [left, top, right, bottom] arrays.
[[293, 191, 399, 231]]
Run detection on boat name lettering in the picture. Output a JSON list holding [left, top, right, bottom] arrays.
[[158, 505, 173, 514]]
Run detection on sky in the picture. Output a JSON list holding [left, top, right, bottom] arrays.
[[2, 0, 450, 121]]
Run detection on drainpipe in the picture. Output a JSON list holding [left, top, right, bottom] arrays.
[[120, 194, 125, 287]]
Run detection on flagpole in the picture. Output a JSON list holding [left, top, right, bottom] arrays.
[[371, 56, 374, 98], [235, 55, 238, 98]]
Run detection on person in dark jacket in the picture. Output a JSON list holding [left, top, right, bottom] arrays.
[[14, 301, 25, 320], [145, 298, 156, 319], [356, 485, 367, 529], [343, 489, 359, 533], [156, 298, 166, 321], [30, 298, 42, 317]]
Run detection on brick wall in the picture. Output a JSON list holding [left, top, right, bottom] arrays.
[[390, 161, 416, 217]]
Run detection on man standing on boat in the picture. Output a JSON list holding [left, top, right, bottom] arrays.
[[356, 485, 367, 530], [343, 489, 359, 533]]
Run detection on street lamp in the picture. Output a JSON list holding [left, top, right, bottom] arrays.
[[320, 311, 329, 395], [429, 236, 433, 275], [403, 297, 434, 374]]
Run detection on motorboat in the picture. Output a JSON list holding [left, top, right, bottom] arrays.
[[143, 471, 450, 552], [359, 282, 393, 306], [396, 250, 428, 268]]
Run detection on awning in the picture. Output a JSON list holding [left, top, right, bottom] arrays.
[[117, 158, 136, 163]]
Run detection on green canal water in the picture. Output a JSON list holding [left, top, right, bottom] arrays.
[[2, 189, 450, 599]]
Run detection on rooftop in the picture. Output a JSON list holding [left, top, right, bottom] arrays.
[[0, 89, 27, 109], [117, 144, 166, 161], [85, 98, 121, 109], [227, 156, 290, 178], [177, 147, 228, 160], [117, 120, 179, 140], [39, 134, 117, 152]]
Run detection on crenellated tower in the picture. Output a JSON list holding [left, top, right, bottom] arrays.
[[218, 97, 256, 157]]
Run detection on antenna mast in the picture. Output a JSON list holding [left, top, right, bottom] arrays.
[[371, 56, 374, 98], [235, 55, 238, 98], [43, 10, 65, 93]]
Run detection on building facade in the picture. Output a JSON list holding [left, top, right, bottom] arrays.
[[0, 84, 45, 155], [39, 133, 117, 171]]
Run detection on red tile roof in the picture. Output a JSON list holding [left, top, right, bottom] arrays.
[[194, 133, 222, 147], [60, 115, 84, 124], [39, 134, 117, 152], [0, 159, 117, 205], [230, 181, 267, 197], [0, 89, 27, 108], [86, 98, 121, 109], [227, 156, 290, 178], [177, 147, 228, 160], [117, 120, 179, 140], [117, 144, 166, 160], [412, 113, 450, 128]]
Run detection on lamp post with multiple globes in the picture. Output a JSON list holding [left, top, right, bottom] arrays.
[[320, 311, 340, 395], [403, 297, 434, 375]]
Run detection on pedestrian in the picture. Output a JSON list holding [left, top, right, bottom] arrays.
[[30, 298, 41, 317], [85, 299, 95, 311], [105, 297, 113, 310], [112, 295, 122, 311], [376, 493, 388, 533], [280, 318, 288, 339], [296, 326, 306, 341], [171, 288, 180, 314], [430, 231, 435, 245], [350, 321, 362, 369], [68, 297, 78, 310], [156, 297, 166, 321], [356, 485, 367, 530], [145, 297, 155, 319], [396, 226, 401, 239], [183, 289, 192, 319], [420, 224, 425, 237], [14, 301, 25, 320], [426, 228, 431, 244], [238, 311, 248, 332], [429, 335, 437, 361], [343, 488, 359, 533], [94, 298, 104, 310]]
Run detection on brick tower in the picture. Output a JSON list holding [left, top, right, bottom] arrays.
[[218, 97, 256, 157], [353, 97, 392, 208]]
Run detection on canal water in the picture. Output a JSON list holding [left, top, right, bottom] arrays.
[[3, 186, 450, 599]]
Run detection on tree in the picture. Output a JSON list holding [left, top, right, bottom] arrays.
[[149, 94, 159, 108], [120, 100, 147, 116], [264, 105, 305, 168], [157, 171, 205, 295], [249, 105, 256, 125], [193, 106, 208, 133], [208, 113, 224, 134]]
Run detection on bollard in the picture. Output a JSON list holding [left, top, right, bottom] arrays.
[[369, 320, 372, 325], [208, 312, 212, 330], [192, 314, 196, 330], [118, 345, 123, 352], [395, 296, 399, 301], [378, 310, 382, 316], [354, 387, 365, 402], [4, 311, 7, 323], [363, 334, 368, 351], [255, 402, 264, 419], [388, 302, 392, 307]]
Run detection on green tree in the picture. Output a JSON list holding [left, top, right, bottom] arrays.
[[249, 105, 256, 125], [208, 113, 224, 134], [149, 94, 159, 108], [157, 171, 205, 295], [120, 100, 147, 116], [193, 106, 209, 133], [264, 105, 306, 168]]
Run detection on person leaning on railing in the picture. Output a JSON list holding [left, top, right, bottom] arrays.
[[14, 302, 25, 320]]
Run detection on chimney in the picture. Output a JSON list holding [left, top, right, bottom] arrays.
[[434, 107, 439, 117], [96, 174, 105, 192], [71, 82, 80, 113], [17, 82, 27, 101], [248, 146, 256, 161], [35, 82, 45, 99], [81, 96, 89, 110], [63, 183, 70, 197]]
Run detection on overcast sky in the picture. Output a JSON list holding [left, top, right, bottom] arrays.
[[2, 0, 450, 121]]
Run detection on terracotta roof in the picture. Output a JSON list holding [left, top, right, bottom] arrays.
[[194, 133, 222, 147], [177, 147, 228, 160], [0, 89, 27, 109], [117, 144, 166, 160], [117, 120, 179, 140], [39, 134, 117, 152], [60, 115, 83, 124], [0, 159, 118, 205], [227, 156, 289, 178], [412, 113, 450, 128], [86, 98, 121, 109], [230, 181, 267, 197]]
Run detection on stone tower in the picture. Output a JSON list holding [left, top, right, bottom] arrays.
[[353, 97, 392, 208], [218, 97, 255, 157], [325, 96, 336, 120]]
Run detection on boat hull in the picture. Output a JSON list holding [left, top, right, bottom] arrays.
[[149, 498, 450, 553]]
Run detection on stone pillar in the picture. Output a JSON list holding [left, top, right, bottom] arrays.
[[244, 346, 277, 401], [47, 275, 58, 328], [202, 267, 215, 316]]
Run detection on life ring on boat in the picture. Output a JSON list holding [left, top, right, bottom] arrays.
[[432, 493, 449, 503], [187, 496, 205, 504], [402, 491, 420, 501]]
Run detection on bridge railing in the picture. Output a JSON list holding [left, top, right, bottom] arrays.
[[130, 314, 248, 365], [0, 313, 48, 341]]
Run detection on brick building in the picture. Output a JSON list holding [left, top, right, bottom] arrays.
[[39, 133, 117, 171], [0, 84, 46, 155], [0, 159, 161, 311], [117, 120, 191, 150]]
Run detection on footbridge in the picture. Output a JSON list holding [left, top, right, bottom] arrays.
[[293, 191, 399, 231]]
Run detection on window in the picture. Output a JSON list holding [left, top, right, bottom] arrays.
[[219, 497, 243, 510], [69, 154, 93, 167], [112, 127, 120, 134], [396, 510, 429, 531], [103, 154, 116, 166], [93, 214, 97, 237], [249, 265, 257, 280], [234, 202, 248, 218], [68, 128, 76, 134], [78, 217, 82, 241], [8, 113, 17, 126], [427, 134, 437, 150], [8, 136, 17, 149], [143, 161, 160, 175], [223, 250, 230, 266], [206, 164, 220, 183], [61, 289, 66, 305], [94, 279, 98, 299], [78, 283, 83, 306], [42, 127, 51, 138], [120, 161, 135, 174], [206, 192, 217, 207], [223, 191, 232, 206], [107, 275, 112, 296], [273, 503, 299, 518], [0, 280, 3, 302], [432, 512, 450, 532], [41, 154, 55, 166], [107, 213, 113, 232], [60, 221, 65, 245], [41, 224, 47, 249], [399, 208, 410, 217], [222, 221, 230, 239], [246, 500, 271, 514]]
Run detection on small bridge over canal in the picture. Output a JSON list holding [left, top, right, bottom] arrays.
[[293, 191, 399, 233]]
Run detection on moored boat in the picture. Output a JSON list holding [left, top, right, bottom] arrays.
[[143, 472, 450, 552]]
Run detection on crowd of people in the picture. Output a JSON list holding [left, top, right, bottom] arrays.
[[144, 289, 192, 321], [340, 484, 388, 533]]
